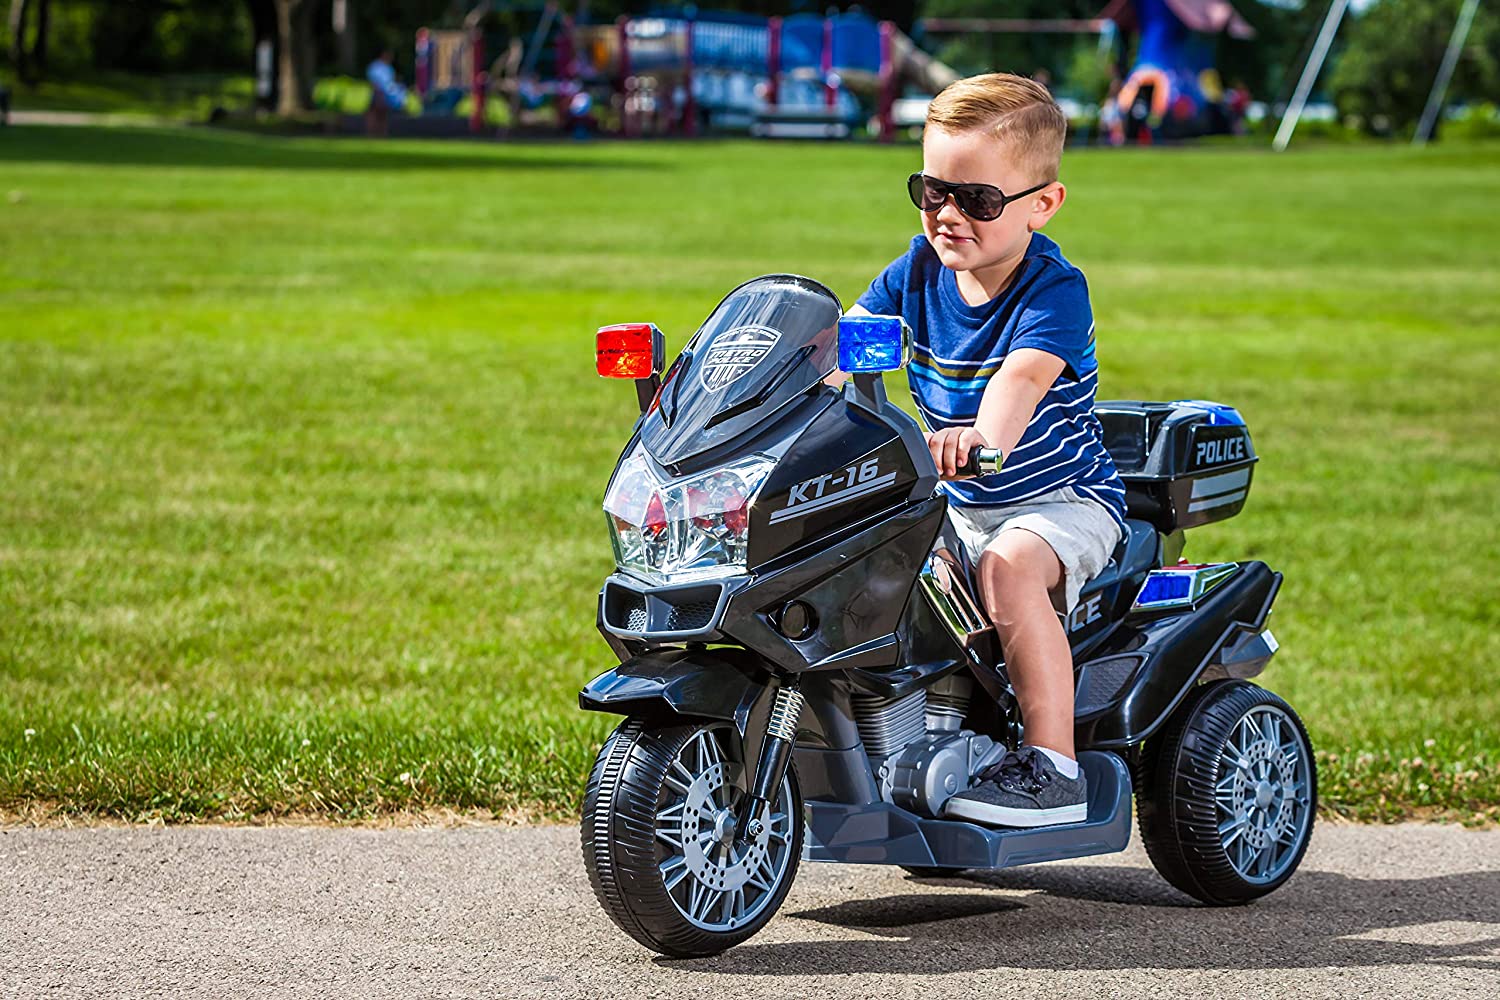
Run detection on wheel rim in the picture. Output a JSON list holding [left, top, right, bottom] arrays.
[[653, 726, 796, 932], [1213, 704, 1314, 884]]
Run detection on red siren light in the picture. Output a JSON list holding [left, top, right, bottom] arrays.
[[596, 323, 665, 379]]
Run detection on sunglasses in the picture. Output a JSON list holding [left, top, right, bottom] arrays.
[[907, 172, 1050, 222]]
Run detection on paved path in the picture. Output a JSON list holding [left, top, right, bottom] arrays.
[[5, 111, 165, 126], [2, 822, 1497, 999]]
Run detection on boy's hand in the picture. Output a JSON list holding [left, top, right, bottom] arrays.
[[925, 427, 989, 479]]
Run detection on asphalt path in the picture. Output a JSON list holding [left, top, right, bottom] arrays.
[[2, 822, 1497, 999]]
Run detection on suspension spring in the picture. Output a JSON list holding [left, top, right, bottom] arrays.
[[766, 687, 805, 742]]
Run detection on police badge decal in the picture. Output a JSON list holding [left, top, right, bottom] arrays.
[[699, 326, 781, 391]]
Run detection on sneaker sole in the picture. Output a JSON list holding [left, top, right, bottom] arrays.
[[942, 799, 1088, 828]]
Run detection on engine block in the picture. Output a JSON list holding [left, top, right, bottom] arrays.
[[851, 673, 1008, 817]]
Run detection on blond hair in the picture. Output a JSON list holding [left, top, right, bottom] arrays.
[[925, 73, 1067, 183]]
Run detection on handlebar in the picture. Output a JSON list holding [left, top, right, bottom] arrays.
[[955, 446, 1003, 479]]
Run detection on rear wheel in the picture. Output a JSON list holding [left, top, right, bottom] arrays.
[[1138, 681, 1316, 905], [581, 719, 802, 957]]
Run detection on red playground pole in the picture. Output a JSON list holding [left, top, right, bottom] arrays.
[[617, 16, 635, 138], [766, 16, 781, 108], [822, 16, 836, 109], [469, 26, 486, 134], [682, 18, 697, 137], [877, 21, 895, 143]]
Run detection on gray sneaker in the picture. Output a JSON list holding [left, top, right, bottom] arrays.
[[942, 747, 1088, 828]]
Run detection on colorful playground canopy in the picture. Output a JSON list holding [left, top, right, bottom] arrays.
[[1100, 0, 1255, 40]]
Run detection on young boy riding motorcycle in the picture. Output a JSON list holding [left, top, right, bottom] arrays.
[[836, 73, 1126, 827]]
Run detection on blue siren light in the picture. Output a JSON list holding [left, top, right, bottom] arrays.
[[1136, 573, 1193, 606], [1170, 399, 1246, 427], [838, 314, 912, 374], [1132, 563, 1240, 614]]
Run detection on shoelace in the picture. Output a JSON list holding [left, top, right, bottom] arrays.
[[978, 749, 1053, 793]]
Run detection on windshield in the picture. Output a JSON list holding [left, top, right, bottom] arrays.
[[640, 275, 841, 468]]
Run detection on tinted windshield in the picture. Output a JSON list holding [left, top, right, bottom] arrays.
[[640, 275, 841, 468]]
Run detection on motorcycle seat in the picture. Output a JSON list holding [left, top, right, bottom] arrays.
[[1077, 518, 1160, 603]]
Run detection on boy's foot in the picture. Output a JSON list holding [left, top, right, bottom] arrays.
[[942, 747, 1088, 828]]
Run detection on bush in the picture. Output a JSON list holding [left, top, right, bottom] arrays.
[[1330, 0, 1500, 136]]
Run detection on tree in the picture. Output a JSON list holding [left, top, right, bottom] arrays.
[[1329, 0, 1499, 134], [915, 0, 1103, 81], [332, 0, 354, 74], [8, 0, 50, 84], [273, 0, 318, 114]]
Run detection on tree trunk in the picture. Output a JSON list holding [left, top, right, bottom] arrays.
[[8, 0, 32, 83], [30, 0, 47, 76], [273, 0, 316, 115], [332, 0, 355, 75], [296, 0, 317, 99]]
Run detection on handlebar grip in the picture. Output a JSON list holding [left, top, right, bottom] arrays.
[[956, 447, 1003, 478]]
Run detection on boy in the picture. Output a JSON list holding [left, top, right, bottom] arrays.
[[850, 74, 1126, 827]]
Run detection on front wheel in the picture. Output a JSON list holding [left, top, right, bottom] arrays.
[[581, 719, 803, 957], [1138, 680, 1317, 905]]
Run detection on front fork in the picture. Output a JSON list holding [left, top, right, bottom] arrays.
[[736, 685, 803, 845]]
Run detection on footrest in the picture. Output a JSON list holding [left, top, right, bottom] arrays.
[[801, 750, 1133, 869]]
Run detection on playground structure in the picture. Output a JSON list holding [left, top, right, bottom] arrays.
[[412, 4, 957, 140], [406, 0, 1275, 144], [1107, 0, 1254, 140]]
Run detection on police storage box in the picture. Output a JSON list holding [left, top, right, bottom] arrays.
[[1095, 399, 1257, 533]]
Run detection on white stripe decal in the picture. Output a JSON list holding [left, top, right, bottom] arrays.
[[1191, 468, 1251, 499], [1187, 490, 1247, 513], [767, 471, 899, 524], [920, 325, 1099, 370]]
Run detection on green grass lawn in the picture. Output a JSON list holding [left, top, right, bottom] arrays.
[[1, 126, 1497, 825], [1, 71, 255, 120]]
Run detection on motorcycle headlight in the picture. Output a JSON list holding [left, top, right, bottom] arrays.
[[603, 443, 774, 585]]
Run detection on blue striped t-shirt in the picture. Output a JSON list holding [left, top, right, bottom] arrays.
[[857, 232, 1126, 528]]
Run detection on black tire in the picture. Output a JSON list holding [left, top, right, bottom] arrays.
[[1138, 680, 1316, 905], [580, 718, 803, 957]]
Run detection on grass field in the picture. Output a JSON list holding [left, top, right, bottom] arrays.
[[1, 126, 1497, 825], [1, 72, 254, 119]]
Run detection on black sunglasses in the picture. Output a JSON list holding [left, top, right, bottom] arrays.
[[907, 172, 1050, 222]]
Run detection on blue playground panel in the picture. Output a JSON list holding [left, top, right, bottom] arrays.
[[628, 8, 882, 120], [636, 8, 882, 79]]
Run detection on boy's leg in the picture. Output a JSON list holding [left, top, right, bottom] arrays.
[[941, 526, 1088, 827], [976, 527, 1075, 758]]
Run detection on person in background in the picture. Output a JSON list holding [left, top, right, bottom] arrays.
[[1228, 79, 1252, 135], [1100, 78, 1125, 147], [366, 49, 407, 138]]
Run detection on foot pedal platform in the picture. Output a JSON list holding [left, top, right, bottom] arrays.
[[801, 751, 1132, 870]]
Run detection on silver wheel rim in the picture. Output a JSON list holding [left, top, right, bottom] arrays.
[[1214, 704, 1313, 884], [654, 726, 796, 932]]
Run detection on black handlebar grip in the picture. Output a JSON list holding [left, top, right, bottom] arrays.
[[956, 447, 1003, 478], [956, 446, 983, 478]]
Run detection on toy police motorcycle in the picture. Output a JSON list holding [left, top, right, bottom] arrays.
[[579, 275, 1315, 958]]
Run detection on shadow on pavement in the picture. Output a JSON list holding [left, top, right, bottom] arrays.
[[666, 866, 1500, 975], [0, 124, 669, 172]]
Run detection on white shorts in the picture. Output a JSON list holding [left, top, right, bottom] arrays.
[[947, 487, 1123, 614]]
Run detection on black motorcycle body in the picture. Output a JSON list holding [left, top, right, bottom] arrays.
[[579, 275, 1314, 957]]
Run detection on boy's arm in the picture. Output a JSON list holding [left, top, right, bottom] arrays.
[[926, 348, 1064, 478]]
